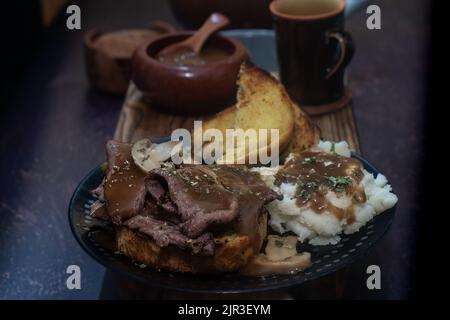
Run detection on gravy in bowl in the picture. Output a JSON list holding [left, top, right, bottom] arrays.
[[156, 46, 230, 66]]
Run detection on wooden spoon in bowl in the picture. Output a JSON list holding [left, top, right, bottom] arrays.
[[158, 13, 230, 57]]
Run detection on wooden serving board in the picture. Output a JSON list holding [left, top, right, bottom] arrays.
[[114, 82, 360, 153]]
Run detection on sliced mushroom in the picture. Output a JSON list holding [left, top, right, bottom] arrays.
[[265, 235, 298, 262], [131, 139, 182, 173], [150, 140, 182, 163], [131, 139, 160, 173], [240, 253, 311, 277], [239, 235, 311, 276]]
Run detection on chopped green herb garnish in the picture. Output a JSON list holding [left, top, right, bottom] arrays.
[[275, 240, 284, 247], [325, 176, 352, 191], [240, 166, 249, 172], [330, 143, 336, 154], [168, 169, 177, 176], [354, 170, 364, 180], [302, 156, 317, 164], [306, 181, 318, 189], [297, 188, 312, 201]]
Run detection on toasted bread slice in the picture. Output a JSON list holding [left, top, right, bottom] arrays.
[[233, 63, 294, 154], [200, 106, 237, 137], [287, 103, 321, 154], [194, 62, 318, 164], [116, 211, 267, 274]]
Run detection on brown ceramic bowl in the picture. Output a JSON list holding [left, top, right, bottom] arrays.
[[132, 32, 248, 115], [84, 22, 175, 95]]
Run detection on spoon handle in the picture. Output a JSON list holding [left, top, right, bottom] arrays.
[[186, 13, 230, 54]]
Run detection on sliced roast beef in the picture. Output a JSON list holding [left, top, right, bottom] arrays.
[[93, 182, 105, 202], [211, 166, 281, 254], [141, 198, 182, 225], [91, 141, 281, 258], [145, 165, 240, 238], [144, 165, 280, 238], [213, 166, 281, 204], [124, 214, 215, 256], [90, 181, 108, 219], [103, 140, 147, 224], [145, 176, 178, 214], [90, 200, 108, 220]]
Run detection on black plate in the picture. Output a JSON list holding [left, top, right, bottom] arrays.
[[69, 149, 396, 294]]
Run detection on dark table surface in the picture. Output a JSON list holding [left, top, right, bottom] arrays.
[[0, 0, 430, 299]]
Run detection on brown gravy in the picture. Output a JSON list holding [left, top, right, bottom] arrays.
[[157, 47, 230, 66], [103, 142, 147, 224], [274, 152, 366, 223]]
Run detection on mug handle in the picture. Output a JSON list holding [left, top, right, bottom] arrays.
[[325, 31, 354, 79]]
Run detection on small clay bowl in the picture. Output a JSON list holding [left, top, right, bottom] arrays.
[[132, 32, 248, 115], [84, 22, 175, 95]]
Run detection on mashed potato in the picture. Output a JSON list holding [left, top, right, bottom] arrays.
[[253, 141, 398, 246]]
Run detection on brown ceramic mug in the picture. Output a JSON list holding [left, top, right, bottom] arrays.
[[270, 0, 354, 115]]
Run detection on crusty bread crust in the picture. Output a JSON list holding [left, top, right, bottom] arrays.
[[193, 63, 319, 163], [287, 103, 321, 154], [234, 63, 295, 155], [200, 106, 237, 137], [117, 211, 267, 274]]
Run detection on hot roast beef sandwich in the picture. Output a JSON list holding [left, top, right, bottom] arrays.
[[91, 140, 280, 273]]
